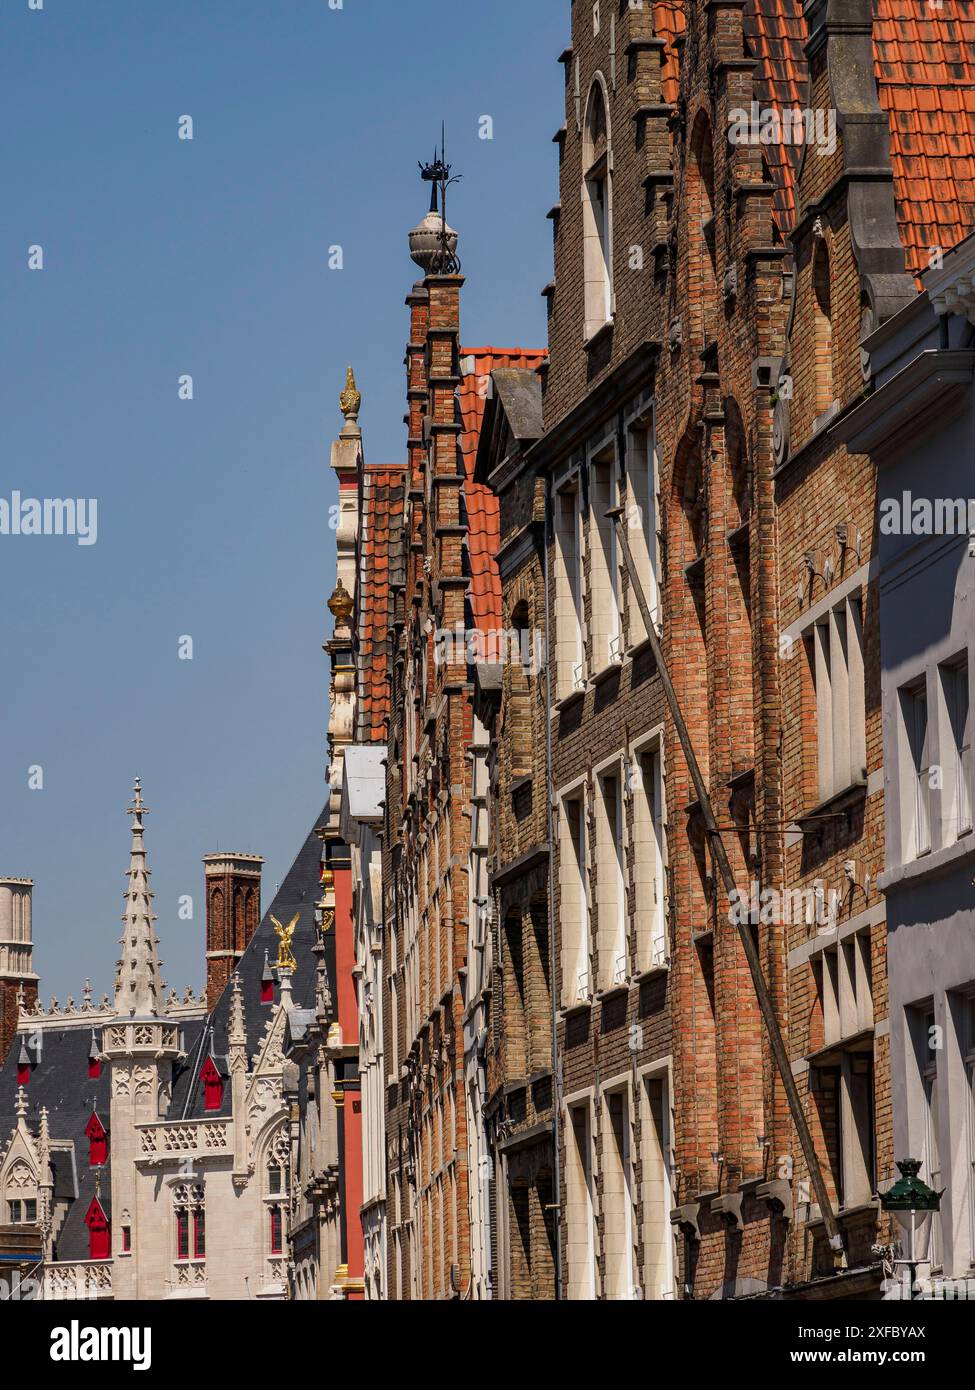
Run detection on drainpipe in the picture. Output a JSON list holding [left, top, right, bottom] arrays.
[[543, 474, 563, 1299], [610, 509, 845, 1264]]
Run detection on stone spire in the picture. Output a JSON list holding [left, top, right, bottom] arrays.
[[228, 973, 246, 1053], [114, 778, 163, 1018]]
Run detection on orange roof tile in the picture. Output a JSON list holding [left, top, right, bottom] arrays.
[[874, 0, 975, 281], [356, 464, 405, 743], [654, 2, 686, 107], [743, 0, 809, 237], [458, 347, 547, 636]]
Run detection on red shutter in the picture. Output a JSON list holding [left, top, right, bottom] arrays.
[[200, 1056, 223, 1112], [269, 1205, 282, 1255], [88, 1057, 102, 1080], [85, 1198, 110, 1260], [16, 1062, 29, 1086], [85, 1113, 108, 1167], [260, 979, 274, 1004]]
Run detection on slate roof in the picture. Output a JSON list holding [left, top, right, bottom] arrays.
[[0, 1023, 116, 1262], [178, 804, 330, 1119], [459, 347, 547, 635], [0, 802, 329, 1258], [356, 466, 405, 745]]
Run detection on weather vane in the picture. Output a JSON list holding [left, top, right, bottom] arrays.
[[418, 121, 462, 274]]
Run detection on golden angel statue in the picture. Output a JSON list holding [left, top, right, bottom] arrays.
[[270, 912, 299, 971]]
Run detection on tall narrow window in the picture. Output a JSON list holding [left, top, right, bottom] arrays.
[[808, 595, 866, 804], [626, 423, 660, 643], [176, 1208, 190, 1261], [193, 1208, 206, 1260], [269, 1205, 283, 1255], [596, 766, 625, 990], [590, 448, 620, 670], [602, 1089, 636, 1299], [633, 747, 667, 973], [942, 658, 972, 839], [812, 240, 835, 415], [642, 1074, 675, 1300], [919, 1010, 943, 1269], [555, 481, 584, 696], [582, 82, 612, 340], [900, 680, 931, 858], [566, 1102, 596, 1300], [560, 790, 590, 1005]]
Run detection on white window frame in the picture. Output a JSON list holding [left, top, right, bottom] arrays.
[[559, 780, 591, 1007], [808, 591, 867, 803]]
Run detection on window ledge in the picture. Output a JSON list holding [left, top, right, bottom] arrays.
[[595, 982, 629, 1002], [878, 831, 975, 893], [590, 658, 623, 688], [560, 998, 593, 1019], [794, 780, 867, 831], [633, 961, 669, 982], [583, 319, 614, 353], [553, 684, 587, 714]]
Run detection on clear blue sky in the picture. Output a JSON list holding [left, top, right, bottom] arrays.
[[0, 0, 566, 1003]]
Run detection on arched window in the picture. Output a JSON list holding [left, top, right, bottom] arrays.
[[583, 79, 613, 340], [172, 1182, 204, 1263], [4, 1161, 37, 1225], [812, 239, 834, 414], [265, 1129, 290, 1262]]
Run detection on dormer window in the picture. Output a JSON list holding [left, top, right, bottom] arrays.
[[200, 1055, 224, 1112], [85, 1112, 108, 1168], [16, 1040, 30, 1087], [89, 1033, 102, 1079], [261, 951, 274, 1005], [85, 1197, 110, 1260]]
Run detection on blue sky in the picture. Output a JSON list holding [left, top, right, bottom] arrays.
[[0, 0, 565, 1002]]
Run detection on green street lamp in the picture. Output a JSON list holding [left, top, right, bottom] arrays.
[[880, 1159, 943, 1300]]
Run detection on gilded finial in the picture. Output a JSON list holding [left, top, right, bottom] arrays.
[[328, 579, 354, 625], [339, 366, 361, 422]]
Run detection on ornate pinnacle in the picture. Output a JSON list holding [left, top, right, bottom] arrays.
[[339, 366, 361, 423], [14, 1087, 27, 1120]]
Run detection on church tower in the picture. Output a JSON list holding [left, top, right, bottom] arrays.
[[0, 878, 38, 1062], [202, 853, 263, 1010], [101, 779, 181, 1299]]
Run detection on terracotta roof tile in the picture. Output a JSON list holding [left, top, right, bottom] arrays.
[[874, 0, 975, 281], [458, 347, 547, 636], [356, 465, 404, 744], [744, 0, 809, 237], [654, 2, 686, 106]]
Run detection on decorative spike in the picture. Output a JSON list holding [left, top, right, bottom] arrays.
[[114, 777, 164, 1017], [14, 1086, 27, 1119], [228, 973, 247, 1050]]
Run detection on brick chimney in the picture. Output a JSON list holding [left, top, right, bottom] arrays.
[[0, 878, 39, 1063], [202, 854, 263, 1010]]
